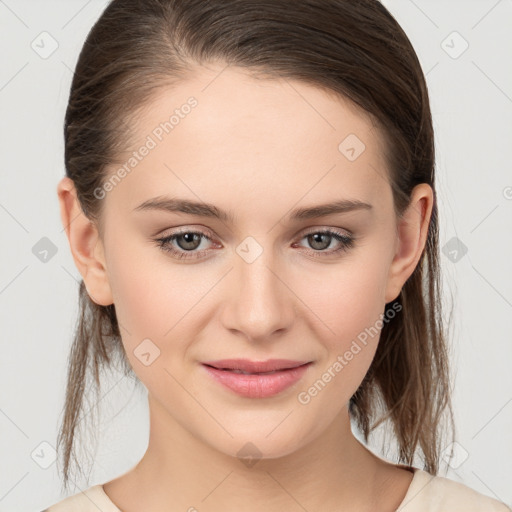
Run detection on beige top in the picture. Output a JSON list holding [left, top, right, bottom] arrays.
[[43, 468, 510, 511]]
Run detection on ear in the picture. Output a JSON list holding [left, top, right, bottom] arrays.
[[57, 176, 113, 306], [384, 183, 433, 304]]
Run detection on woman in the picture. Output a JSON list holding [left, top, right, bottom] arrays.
[[44, 0, 510, 510]]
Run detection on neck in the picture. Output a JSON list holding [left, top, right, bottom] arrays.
[[109, 394, 393, 512]]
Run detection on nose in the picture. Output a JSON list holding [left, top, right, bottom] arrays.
[[220, 247, 295, 342]]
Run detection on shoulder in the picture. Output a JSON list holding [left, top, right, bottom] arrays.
[[42, 484, 121, 512], [397, 469, 511, 512]]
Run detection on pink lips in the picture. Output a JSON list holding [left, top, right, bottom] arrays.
[[201, 358, 312, 398]]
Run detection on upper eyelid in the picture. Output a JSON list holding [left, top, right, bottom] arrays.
[[160, 224, 351, 237]]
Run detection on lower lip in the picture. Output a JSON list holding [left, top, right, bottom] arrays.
[[202, 363, 311, 398]]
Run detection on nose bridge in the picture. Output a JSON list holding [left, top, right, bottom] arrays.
[[223, 238, 294, 339]]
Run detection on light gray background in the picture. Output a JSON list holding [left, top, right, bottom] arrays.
[[1, 0, 511, 510]]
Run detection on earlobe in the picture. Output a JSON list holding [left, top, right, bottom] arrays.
[[57, 176, 114, 306], [384, 183, 433, 304]]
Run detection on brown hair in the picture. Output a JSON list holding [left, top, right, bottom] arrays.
[[58, 0, 455, 492]]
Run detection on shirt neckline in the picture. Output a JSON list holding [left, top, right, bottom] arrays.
[[97, 465, 428, 511], [395, 467, 434, 511]]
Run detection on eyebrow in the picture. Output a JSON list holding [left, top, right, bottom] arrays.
[[133, 196, 373, 223]]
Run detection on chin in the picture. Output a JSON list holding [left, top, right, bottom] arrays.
[[203, 422, 313, 466]]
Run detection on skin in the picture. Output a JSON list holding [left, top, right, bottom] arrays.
[[57, 63, 432, 512]]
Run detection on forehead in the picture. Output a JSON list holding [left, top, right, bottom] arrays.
[[106, 64, 391, 216]]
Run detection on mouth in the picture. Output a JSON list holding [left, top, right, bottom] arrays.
[[201, 359, 312, 398], [202, 358, 311, 374]]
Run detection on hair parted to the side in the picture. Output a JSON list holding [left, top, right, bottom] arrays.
[[57, 0, 455, 493]]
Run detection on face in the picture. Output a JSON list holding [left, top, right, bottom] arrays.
[[60, 63, 431, 461]]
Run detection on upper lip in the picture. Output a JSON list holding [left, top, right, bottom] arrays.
[[202, 359, 311, 373]]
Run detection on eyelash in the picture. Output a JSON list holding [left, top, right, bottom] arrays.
[[154, 228, 355, 260]]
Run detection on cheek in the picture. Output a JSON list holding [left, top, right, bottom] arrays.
[[105, 245, 195, 395], [293, 253, 390, 398], [105, 234, 219, 366], [104, 232, 180, 344], [296, 255, 389, 347]]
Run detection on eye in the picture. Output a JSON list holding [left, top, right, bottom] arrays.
[[293, 229, 355, 257], [154, 230, 216, 260], [154, 227, 355, 261]]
